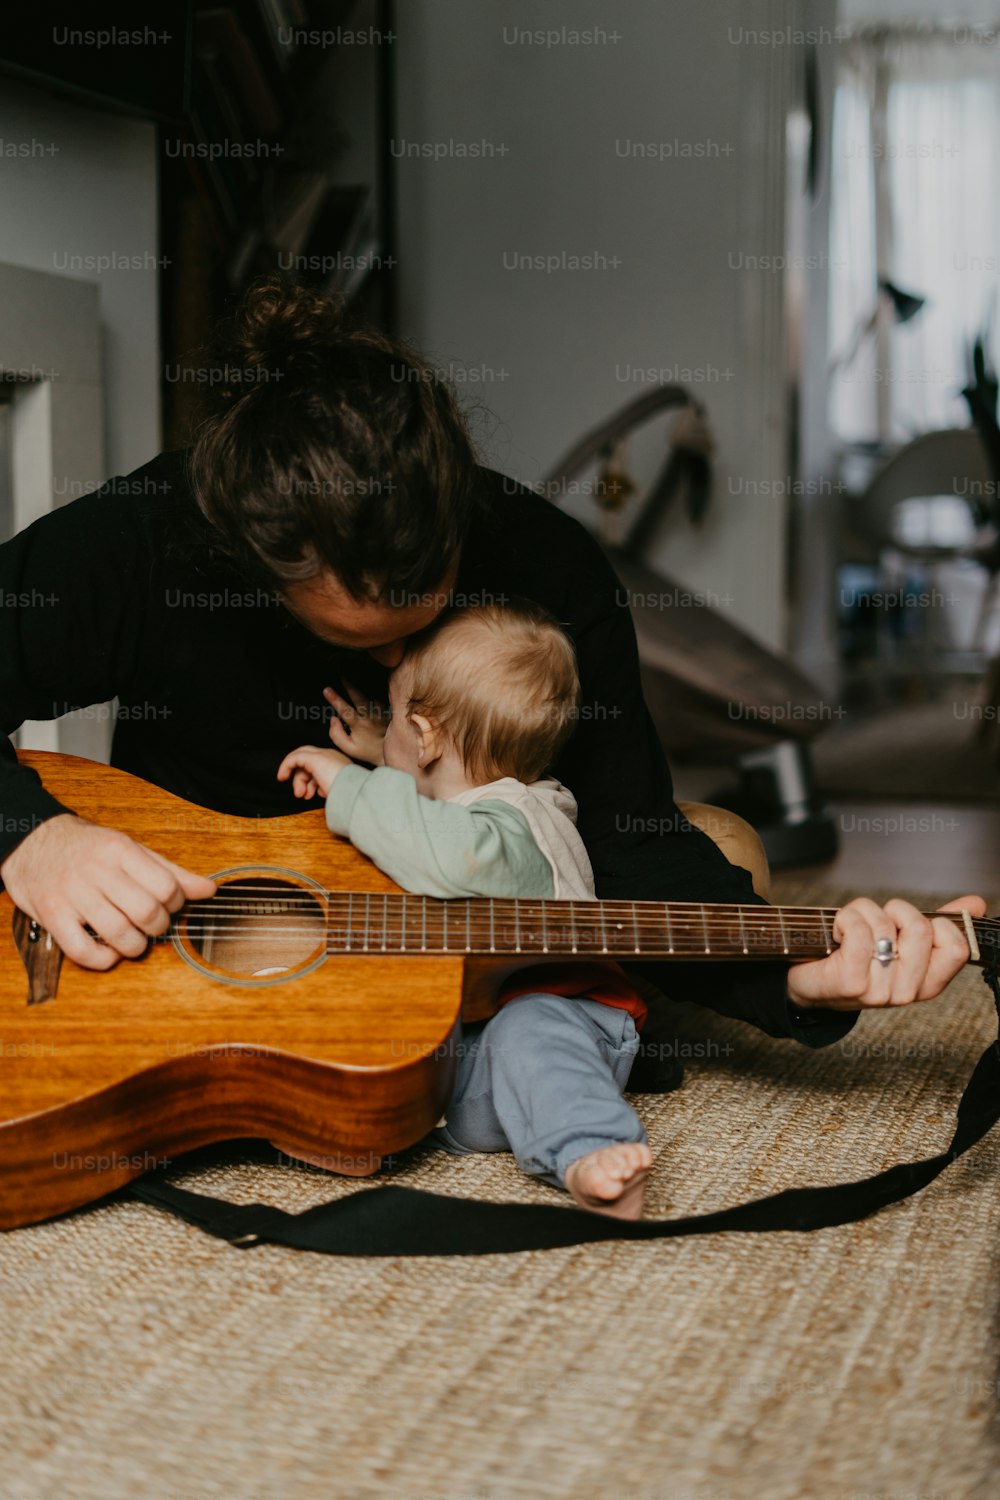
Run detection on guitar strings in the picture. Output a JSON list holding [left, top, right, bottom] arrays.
[[181, 891, 846, 913], [176, 911, 847, 933], [171, 889, 997, 952], [180, 887, 997, 923], [175, 912, 994, 933], [169, 908, 993, 951], [176, 897, 995, 931], [180, 895, 996, 923]]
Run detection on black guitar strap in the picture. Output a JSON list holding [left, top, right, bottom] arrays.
[[125, 967, 1000, 1257]]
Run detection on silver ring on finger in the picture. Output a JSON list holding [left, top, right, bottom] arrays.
[[872, 936, 898, 968]]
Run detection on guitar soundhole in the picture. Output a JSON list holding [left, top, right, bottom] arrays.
[[173, 868, 327, 986]]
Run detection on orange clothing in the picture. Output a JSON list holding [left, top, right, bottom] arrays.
[[497, 961, 648, 1029]]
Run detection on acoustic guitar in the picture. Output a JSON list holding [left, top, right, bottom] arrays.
[[2, 752, 996, 1230]]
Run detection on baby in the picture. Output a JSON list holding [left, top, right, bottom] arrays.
[[278, 599, 653, 1218]]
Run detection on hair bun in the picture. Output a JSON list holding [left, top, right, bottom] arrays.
[[231, 274, 347, 377]]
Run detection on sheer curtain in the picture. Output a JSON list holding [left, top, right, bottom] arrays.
[[829, 33, 1000, 444]]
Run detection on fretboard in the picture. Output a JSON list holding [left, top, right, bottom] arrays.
[[311, 895, 996, 965]]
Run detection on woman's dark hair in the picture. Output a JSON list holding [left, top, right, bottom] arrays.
[[188, 275, 480, 601]]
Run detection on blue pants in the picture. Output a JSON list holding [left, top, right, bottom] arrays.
[[434, 993, 647, 1189]]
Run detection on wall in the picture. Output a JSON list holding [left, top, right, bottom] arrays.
[[0, 73, 160, 482], [394, 0, 800, 652], [788, 0, 842, 692], [842, 0, 1000, 20], [0, 75, 160, 759]]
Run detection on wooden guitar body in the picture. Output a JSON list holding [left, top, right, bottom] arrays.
[[0, 753, 483, 1229]]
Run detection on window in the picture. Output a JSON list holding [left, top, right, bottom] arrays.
[[829, 28, 1000, 444]]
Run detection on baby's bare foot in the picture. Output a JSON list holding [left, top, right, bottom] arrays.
[[563, 1141, 653, 1220]]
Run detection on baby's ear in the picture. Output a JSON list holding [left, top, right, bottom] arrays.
[[409, 712, 441, 765]]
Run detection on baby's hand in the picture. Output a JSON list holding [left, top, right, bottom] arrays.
[[277, 745, 351, 800], [324, 682, 388, 766]]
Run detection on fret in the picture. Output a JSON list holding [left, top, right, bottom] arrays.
[[381, 893, 388, 952], [489, 899, 496, 954], [363, 892, 370, 952], [400, 894, 406, 953], [442, 901, 448, 952], [777, 907, 789, 955], [514, 898, 521, 953], [421, 896, 427, 953], [738, 906, 748, 956], [568, 900, 578, 954], [345, 892, 353, 952], [701, 904, 711, 954], [598, 901, 608, 954], [465, 901, 471, 953], [541, 901, 548, 953], [632, 902, 641, 954], [664, 903, 675, 954]]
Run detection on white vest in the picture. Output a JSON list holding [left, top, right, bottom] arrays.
[[447, 776, 595, 900]]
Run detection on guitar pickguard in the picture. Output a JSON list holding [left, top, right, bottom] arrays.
[[12, 909, 63, 1005]]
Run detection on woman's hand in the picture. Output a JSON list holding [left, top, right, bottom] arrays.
[[324, 682, 388, 766], [786, 894, 986, 1012], [277, 745, 353, 801]]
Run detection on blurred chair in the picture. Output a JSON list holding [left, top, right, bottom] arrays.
[[842, 428, 999, 690]]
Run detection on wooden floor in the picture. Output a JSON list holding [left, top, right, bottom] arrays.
[[783, 800, 1000, 896], [672, 754, 1000, 896]]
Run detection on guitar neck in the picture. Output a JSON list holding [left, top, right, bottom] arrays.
[[311, 896, 997, 966]]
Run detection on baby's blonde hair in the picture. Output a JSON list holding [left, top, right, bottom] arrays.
[[401, 599, 581, 784]]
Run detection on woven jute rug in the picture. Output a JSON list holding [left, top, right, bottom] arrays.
[[2, 883, 999, 1500]]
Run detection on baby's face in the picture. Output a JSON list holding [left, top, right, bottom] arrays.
[[382, 663, 422, 777]]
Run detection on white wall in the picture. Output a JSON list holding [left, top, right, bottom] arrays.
[[0, 76, 159, 761], [842, 0, 1000, 20], [789, 0, 842, 692], [395, 0, 799, 651], [0, 74, 160, 480]]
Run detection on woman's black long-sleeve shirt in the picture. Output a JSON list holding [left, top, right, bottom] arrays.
[[0, 449, 855, 1048]]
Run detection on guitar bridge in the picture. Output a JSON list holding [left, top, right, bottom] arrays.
[[12, 908, 63, 1005]]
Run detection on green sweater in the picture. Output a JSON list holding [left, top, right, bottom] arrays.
[[326, 764, 556, 899]]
